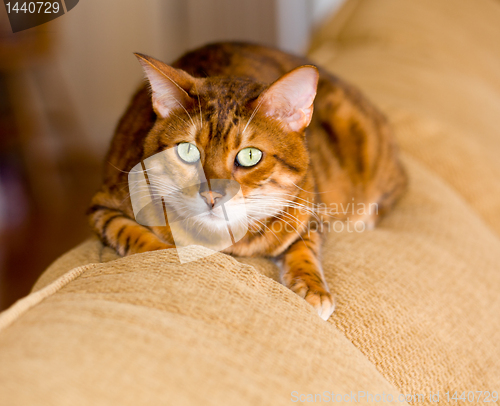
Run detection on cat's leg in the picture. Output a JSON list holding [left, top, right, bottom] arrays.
[[88, 204, 173, 256], [280, 230, 335, 320]]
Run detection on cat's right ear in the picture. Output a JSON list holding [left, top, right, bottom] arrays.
[[250, 65, 319, 133], [134, 53, 195, 119]]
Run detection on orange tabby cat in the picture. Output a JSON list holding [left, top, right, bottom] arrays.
[[89, 42, 407, 320]]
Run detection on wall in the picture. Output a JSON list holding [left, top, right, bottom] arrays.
[[55, 0, 187, 156], [54, 0, 345, 156], [311, 0, 346, 25]]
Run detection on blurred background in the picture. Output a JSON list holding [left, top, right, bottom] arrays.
[[0, 0, 345, 309]]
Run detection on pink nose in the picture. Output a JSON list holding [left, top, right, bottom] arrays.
[[200, 190, 223, 209]]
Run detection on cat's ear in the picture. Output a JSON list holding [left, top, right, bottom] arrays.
[[134, 53, 195, 119], [253, 66, 319, 133]]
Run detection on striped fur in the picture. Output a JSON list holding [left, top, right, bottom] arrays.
[[88, 42, 407, 320]]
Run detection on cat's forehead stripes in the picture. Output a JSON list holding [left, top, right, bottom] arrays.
[[191, 80, 263, 152], [199, 79, 262, 122]]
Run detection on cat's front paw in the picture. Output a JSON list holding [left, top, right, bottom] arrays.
[[286, 278, 335, 321]]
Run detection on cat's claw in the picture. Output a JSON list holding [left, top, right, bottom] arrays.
[[305, 290, 335, 321]]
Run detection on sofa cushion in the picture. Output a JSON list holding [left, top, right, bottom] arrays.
[[1, 243, 404, 405], [310, 0, 500, 235]]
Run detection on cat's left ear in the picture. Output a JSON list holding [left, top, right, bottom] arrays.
[[253, 66, 319, 133]]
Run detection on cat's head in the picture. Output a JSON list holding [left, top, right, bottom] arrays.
[[133, 53, 318, 241]]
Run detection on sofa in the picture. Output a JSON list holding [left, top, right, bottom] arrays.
[[1, 0, 499, 404]]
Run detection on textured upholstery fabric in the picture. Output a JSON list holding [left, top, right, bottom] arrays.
[[0, 244, 405, 406], [1, 0, 500, 404]]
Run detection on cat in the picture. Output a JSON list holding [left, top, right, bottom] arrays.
[[88, 42, 407, 320]]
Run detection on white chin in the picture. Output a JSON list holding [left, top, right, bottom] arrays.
[[199, 211, 229, 229]]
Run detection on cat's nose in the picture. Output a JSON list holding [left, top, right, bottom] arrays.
[[200, 190, 224, 209]]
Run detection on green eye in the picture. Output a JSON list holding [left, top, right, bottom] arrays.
[[236, 147, 262, 167], [177, 142, 200, 163]]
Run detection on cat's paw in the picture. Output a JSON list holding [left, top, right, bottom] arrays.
[[307, 289, 335, 321], [288, 279, 335, 321]]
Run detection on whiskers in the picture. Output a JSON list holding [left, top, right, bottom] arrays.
[[242, 96, 265, 135], [240, 182, 351, 243], [240, 193, 311, 241], [126, 172, 190, 212]]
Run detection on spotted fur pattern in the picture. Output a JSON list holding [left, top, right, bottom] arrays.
[[88, 42, 407, 320]]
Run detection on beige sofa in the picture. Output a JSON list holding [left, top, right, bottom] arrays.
[[1, 0, 499, 404]]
